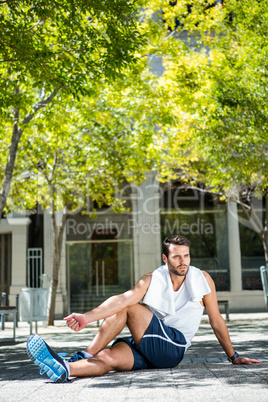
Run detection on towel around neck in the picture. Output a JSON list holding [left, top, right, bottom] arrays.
[[143, 265, 211, 316]]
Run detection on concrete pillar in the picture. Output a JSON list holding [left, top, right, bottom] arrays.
[[131, 173, 162, 281], [227, 200, 242, 292], [3, 217, 31, 305]]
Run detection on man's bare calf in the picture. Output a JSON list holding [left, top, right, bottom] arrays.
[[68, 303, 153, 377]]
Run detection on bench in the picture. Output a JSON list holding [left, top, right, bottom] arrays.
[[0, 306, 17, 342], [218, 300, 230, 321]]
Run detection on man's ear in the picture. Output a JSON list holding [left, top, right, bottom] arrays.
[[162, 254, 167, 264]]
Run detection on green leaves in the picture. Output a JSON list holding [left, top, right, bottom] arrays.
[[5, 75, 160, 215], [2, 0, 268, 215], [154, 0, 268, 190], [0, 0, 144, 106], [0, 0, 148, 217]]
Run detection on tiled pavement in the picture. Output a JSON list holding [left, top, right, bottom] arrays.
[[0, 313, 267, 401]]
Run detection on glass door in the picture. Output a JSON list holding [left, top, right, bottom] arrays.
[[91, 242, 118, 297], [67, 240, 133, 313]]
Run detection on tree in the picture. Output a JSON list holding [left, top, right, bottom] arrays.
[[146, 0, 268, 263], [2, 0, 192, 323], [8, 74, 164, 323], [5, 0, 268, 320], [192, 0, 268, 264], [0, 0, 144, 218]]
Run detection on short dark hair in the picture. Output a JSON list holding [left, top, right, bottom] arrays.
[[162, 235, 191, 257]]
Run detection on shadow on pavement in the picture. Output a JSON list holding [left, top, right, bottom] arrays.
[[0, 339, 266, 388]]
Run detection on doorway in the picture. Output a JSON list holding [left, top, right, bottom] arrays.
[[67, 240, 133, 313], [0, 234, 12, 302]]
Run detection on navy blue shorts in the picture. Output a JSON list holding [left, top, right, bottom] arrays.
[[113, 315, 187, 370]]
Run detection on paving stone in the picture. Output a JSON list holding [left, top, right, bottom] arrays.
[[0, 313, 267, 401]]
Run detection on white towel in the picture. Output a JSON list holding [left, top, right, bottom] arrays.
[[143, 265, 211, 316]]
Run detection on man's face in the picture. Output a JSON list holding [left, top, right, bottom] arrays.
[[162, 244, 190, 277]]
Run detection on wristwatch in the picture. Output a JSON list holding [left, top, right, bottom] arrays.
[[228, 352, 239, 363]]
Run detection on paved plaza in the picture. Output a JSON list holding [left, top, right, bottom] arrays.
[[0, 312, 267, 401]]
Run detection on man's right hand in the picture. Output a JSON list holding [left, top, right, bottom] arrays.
[[64, 313, 88, 332], [63, 274, 152, 332]]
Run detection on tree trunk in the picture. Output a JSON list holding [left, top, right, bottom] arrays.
[[0, 103, 23, 217], [48, 209, 68, 326], [0, 86, 61, 219]]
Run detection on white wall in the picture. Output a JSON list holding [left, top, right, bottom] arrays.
[[0, 217, 30, 305]]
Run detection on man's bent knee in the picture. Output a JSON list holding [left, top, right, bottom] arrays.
[[97, 343, 134, 372], [126, 304, 153, 345], [126, 303, 152, 319]]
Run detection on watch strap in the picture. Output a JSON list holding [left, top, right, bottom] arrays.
[[228, 352, 239, 363]]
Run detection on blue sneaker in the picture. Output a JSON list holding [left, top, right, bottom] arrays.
[[26, 334, 68, 382], [69, 351, 87, 362]]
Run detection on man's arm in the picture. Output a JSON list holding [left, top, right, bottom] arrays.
[[202, 271, 262, 365], [64, 273, 152, 332]]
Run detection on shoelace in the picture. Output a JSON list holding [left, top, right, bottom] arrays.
[[69, 351, 86, 362]]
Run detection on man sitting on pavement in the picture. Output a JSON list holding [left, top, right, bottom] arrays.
[[26, 235, 262, 382]]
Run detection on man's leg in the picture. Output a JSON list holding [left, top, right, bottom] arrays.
[[84, 309, 127, 356], [69, 303, 153, 377], [85, 303, 153, 356], [126, 303, 153, 344], [69, 305, 129, 361], [69, 341, 134, 377], [27, 303, 153, 381]]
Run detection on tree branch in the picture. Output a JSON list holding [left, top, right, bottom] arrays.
[[265, 189, 268, 234], [240, 202, 263, 235], [51, 185, 58, 242], [50, 150, 58, 183], [26, 20, 42, 31], [0, 88, 21, 217], [57, 211, 68, 265], [22, 86, 63, 125], [0, 86, 64, 218], [0, 59, 23, 63]]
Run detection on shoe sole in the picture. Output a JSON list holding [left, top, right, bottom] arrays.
[[26, 334, 68, 383]]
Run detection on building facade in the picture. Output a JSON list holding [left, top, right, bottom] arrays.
[[0, 174, 266, 318]]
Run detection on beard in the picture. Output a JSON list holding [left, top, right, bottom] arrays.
[[167, 262, 189, 277]]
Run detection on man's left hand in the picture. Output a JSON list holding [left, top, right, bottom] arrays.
[[233, 357, 262, 365]]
